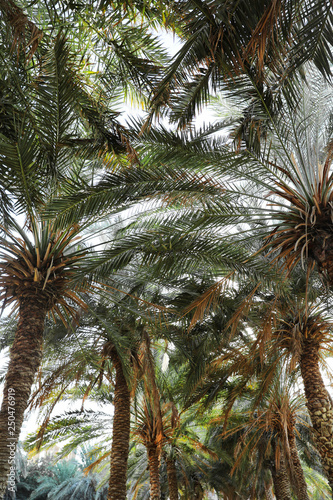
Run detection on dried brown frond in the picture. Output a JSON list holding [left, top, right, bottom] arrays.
[[0, 0, 43, 61], [244, 0, 287, 75], [84, 451, 111, 475], [184, 272, 234, 330], [225, 283, 262, 338]]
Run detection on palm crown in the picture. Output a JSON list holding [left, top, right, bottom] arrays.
[[0, 219, 87, 321]]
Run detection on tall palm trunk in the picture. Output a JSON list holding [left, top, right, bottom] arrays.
[[300, 338, 333, 493], [108, 351, 131, 500], [193, 477, 204, 500], [0, 298, 47, 496], [166, 456, 179, 500], [264, 480, 275, 500], [270, 452, 293, 500], [288, 430, 309, 500], [147, 443, 161, 500]]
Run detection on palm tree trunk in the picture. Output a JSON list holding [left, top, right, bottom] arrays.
[[0, 299, 47, 497], [147, 444, 161, 500], [288, 430, 309, 500], [108, 352, 131, 500], [270, 453, 293, 500], [193, 477, 204, 500], [166, 456, 179, 500], [300, 339, 333, 493], [264, 480, 275, 500]]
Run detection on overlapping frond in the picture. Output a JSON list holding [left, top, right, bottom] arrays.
[[0, 0, 43, 60], [150, 0, 333, 128]]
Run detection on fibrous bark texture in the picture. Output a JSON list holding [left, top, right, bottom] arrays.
[[264, 480, 275, 500], [166, 456, 179, 500], [0, 299, 47, 496], [148, 444, 161, 500], [108, 354, 131, 500], [300, 339, 333, 493], [288, 430, 310, 500], [271, 453, 293, 500]]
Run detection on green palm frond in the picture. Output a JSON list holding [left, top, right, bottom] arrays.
[[24, 409, 111, 457], [150, 0, 333, 127], [304, 465, 331, 499], [43, 149, 227, 229]]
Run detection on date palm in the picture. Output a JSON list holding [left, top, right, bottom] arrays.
[[0, 25, 165, 497], [157, 69, 333, 280], [201, 278, 333, 493], [131, 330, 171, 500], [262, 295, 333, 492], [167, 277, 328, 499], [149, 0, 333, 128], [97, 86, 333, 487], [0, 0, 170, 116], [223, 371, 310, 500], [28, 457, 104, 500], [95, 306, 143, 500], [0, 218, 90, 496], [23, 296, 167, 500]]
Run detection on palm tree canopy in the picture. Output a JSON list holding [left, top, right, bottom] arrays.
[[149, 0, 333, 128]]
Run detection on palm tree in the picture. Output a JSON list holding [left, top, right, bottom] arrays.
[[263, 295, 333, 493], [22, 294, 167, 500], [149, 0, 333, 128], [97, 65, 333, 487], [130, 334, 224, 500], [2, 0, 171, 118], [0, 25, 165, 495], [95, 305, 143, 500], [131, 332, 169, 500], [104, 342, 132, 500], [0, 218, 90, 496], [27, 454, 107, 500], [202, 283, 333, 495], [165, 277, 324, 499], [226, 373, 310, 500]]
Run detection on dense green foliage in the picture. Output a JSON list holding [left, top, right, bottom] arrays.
[[0, 1, 333, 499]]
